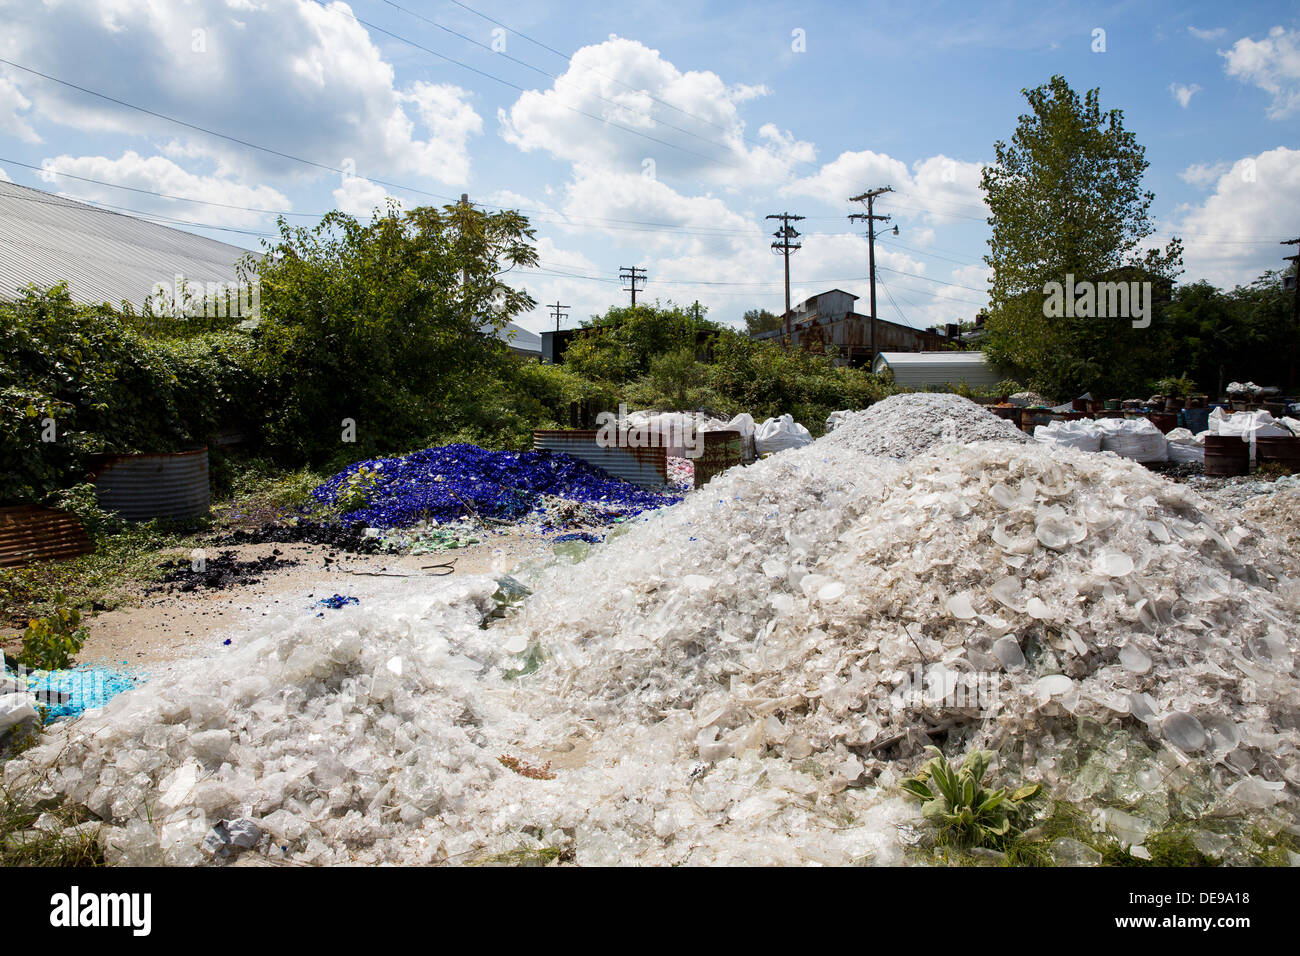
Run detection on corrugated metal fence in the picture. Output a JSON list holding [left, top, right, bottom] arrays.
[[532, 430, 668, 489]]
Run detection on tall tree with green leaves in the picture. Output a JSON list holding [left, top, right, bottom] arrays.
[[246, 200, 538, 464], [743, 308, 781, 336], [980, 75, 1183, 399]]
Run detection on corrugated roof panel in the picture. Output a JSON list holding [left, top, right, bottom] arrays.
[[0, 181, 252, 308]]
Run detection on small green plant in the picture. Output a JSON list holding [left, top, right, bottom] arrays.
[[900, 746, 1041, 849], [335, 464, 382, 512], [1154, 373, 1197, 398], [18, 596, 87, 670]]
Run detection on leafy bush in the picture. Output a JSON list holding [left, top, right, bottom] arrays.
[[900, 746, 1041, 848], [47, 482, 119, 542], [18, 596, 87, 670], [0, 285, 259, 505]]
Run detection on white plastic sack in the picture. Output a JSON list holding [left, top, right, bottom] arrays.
[[1094, 417, 1168, 463], [755, 414, 813, 455], [0, 692, 38, 733], [1033, 419, 1103, 452], [1167, 443, 1204, 464], [705, 412, 755, 439], [1210, 408, 1290, 440]]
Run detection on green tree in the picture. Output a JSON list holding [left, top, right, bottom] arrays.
[[560, 302, 717, 384], [246, 201, 538, 465], [743, 308, 781, 336], [980, 75, 1183, 399]]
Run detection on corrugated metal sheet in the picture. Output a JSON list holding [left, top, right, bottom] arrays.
[[533, 430, 668, 489], [0, 180, 251, 309], [0, 506, 94, 568], [872, 351, 1003, 388], [92, 447, 211, 521]]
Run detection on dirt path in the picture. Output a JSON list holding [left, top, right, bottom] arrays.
[[68, 531, 555, 669]]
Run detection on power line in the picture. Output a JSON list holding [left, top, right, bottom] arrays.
[[438, 0, 811, 166], [307, 1, 731, 167], [375, 0, 746, 165]]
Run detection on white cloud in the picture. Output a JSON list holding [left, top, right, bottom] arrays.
[[37, 151, 292, 229], [0, 0, 483, 184], [332, 176, 398, 218], [1179, 161, 1230, 187], [498, 37, 813, 186], [1221, 26, 1300, 118], [0, 74, 40, 143], [1188, 26, 1226, 41], [1170, 147, 1300, 286], [782, 150, 987, 225], [0, 165, 10, 183], [1169, 83, 1201, 108]]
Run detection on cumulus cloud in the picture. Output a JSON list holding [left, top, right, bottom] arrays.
[[1170, 147, 1300, 286], [0, 165, 10, 183], [498, 37, 813, 185], [0, 0, 483, 183], [332, 176, 398, 218], [0, 74, 40, 143], [37, 151, 292, 229], [1169, 83, 1201, 108], [1221, 26, 1300, 118], [782, 150, 987, 226], [1180, 161, 1231, 187]]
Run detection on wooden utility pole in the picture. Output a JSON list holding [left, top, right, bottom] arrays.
[[765, 212, 804, 340], [849, 187, 893, 365], [1284, 238, 1299, 390], [619, 266, 647, 307], [549, 301, 569, 331]]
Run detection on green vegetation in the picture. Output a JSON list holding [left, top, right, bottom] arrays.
[[743, 307, 781, 336], [900, 746, 1041, 849], [17, 596, 87, 670], [980, 75, 1184, 400], [0, 793, 104, 867]]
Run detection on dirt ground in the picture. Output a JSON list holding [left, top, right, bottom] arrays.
[[44, 530, 556, 670]]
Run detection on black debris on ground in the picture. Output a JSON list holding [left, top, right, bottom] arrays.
[[149, 550, 300, 593], [216, 521, 383, 554]]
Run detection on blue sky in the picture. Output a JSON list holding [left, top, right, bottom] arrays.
[[0, 0, 1296, 335]]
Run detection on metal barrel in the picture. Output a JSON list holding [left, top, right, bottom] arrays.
[[693, 431, 744, 489], [1180, 407, 1210, 433], [1147, 412, 1178, 434], [1203, 435, 1250, 477], [990, 406, 1022, 429], [532, 430, 668, 489], [1255, 436, 1300, 472], [92, 447, 210, 521]]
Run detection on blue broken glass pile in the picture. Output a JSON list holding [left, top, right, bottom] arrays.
[[312, 444, 678, 529]]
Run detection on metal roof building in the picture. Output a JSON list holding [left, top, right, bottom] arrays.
[[751, 288, 952, 366], [0, 179, 252, 308], [0, 180, 546, 358], [480, 319, 541, 359], [872, 351, 1003, 389]]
